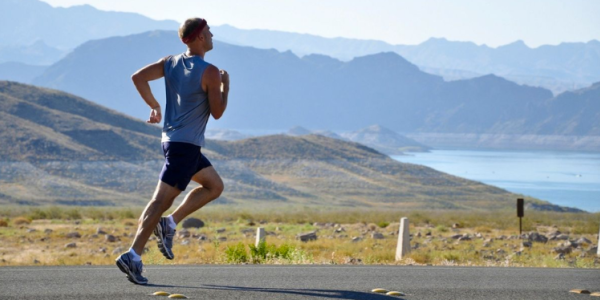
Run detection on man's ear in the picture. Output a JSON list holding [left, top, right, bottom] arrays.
[[199, 30, 208, 42]]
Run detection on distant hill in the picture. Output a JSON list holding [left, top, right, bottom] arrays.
[[287, 126, 312, 136], [0, 40, 67, 65], [406, 82, 600, 151], [0, 62, 47, 84], [342, 125, 430, 155], [0, 81, 560, 210], [538, 82, 600, 135], [212, 25, 600, 94], [284, 125, 429, 155], [0, 0, 177, 64], [205, 128, 250, 141]]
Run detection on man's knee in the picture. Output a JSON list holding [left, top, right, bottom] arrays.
[[148, 182, 180, 211], [195, 168, 224, 199], [209, 176, 224, 198]]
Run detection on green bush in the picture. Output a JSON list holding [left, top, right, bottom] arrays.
[[435, 225, 449, 233], [116, 209, 136, 219], [64, 208, 82, 220], [377, 221, 390, 228], [225, 243, 248, 263], [249, 241, 268, 262], [271, 243, 293, 260], [443, 253, 460, 262], [28, 206, 64, 220], [227, 241, 297, 264]]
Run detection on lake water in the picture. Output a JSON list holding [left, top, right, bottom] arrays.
[[391, 150, 600, 212]]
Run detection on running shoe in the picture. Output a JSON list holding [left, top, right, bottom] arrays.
[[115, 252, 148, 285], [154, 217, 175, 260]]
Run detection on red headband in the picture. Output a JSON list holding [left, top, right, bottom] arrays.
[[181, 19, 207, 44]]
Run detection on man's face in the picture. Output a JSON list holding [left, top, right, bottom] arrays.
[[202, 26, 213, 52]]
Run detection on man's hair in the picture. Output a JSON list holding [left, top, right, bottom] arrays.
[[179, 18, 205, 41]]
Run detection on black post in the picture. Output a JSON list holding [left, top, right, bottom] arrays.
[[517, 198, 524, 235], [519, 218, 522, 236]]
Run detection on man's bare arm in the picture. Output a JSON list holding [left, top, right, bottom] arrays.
[[132, 57, 167, 124], [203, 65, 229, 120]]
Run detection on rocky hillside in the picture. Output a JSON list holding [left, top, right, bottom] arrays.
[[0, 81, 162, 161], [0, 81, 557, 210]]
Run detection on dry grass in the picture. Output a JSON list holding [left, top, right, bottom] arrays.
[[12, 217, 31, 225], [0, 206, 598, 268]]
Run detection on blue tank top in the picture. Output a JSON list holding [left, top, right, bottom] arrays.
[[161, 53, 211, 147]]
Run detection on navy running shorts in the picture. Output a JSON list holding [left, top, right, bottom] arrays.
[[159, 142, 212, 191]]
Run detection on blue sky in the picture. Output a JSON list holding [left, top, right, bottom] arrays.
[[41, 0, 600, 47]]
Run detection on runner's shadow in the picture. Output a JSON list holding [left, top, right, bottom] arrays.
[[201, 284, 404, 300], [145, 283, 201, 289]]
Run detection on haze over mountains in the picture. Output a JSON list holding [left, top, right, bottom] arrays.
[[1, 0, 598, 152], [1, 0, 598, 95], [0, 0, 177, 64], [26, 30, 600, 151], [212, 25, 600, 94], [0, 81, 546, 210]]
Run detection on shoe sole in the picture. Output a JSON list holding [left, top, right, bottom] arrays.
[[154, 222, 174, 260], [116, 259, 148, 285]]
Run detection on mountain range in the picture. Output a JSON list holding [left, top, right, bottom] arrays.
[[1, 0, 598, 152], [0, 41, 67, 65], [1, 0, 598, 96], [0, 80, 551, 210], [283, 125, 429, 155], [0, 0, 177, 64], [26, 30, 600, 152], [213, 25, 600, 94]]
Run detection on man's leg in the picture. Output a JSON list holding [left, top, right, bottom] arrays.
[[116, 180, 180, 284], [131, 180, 181, 255], [169, 166, 224, 224]]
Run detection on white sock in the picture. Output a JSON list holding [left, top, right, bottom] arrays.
[[167, 215, 177, 229], [128, 248, 142, 262]]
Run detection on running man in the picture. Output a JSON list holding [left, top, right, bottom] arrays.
[[116, 17, 229, 285]]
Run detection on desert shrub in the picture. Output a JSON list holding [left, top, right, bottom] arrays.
[[116, 209, 136, 219], [12, 216, 31, 225], [27, 206, 76, 220], [224, 243, 248, 263], [249, 241, 268, 263], [475, 226, 492, 233], [249, 241, 297, 263], [27, 208, 47, 220], [571, 223, 599, 235], [377, 221, 390, 228], [0, 219, 8, 227], [271, 243, 294, 260], [408, 252, 431, 264], [443, 253, 460, 262], [64, 208, 82, 220], [85, 208, 106, 220], [227, 241, 297, 264], [435, 225, 448, 233]]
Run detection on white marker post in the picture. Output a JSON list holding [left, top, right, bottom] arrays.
[[597, 224, 600, 257], [256, 227, 266, 247], [395, 217, 410, 261]]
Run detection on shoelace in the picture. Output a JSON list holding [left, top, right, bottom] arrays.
[[132, 259, 145, 275]]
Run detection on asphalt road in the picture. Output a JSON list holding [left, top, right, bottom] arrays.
[[1, 265, 599, 300]]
